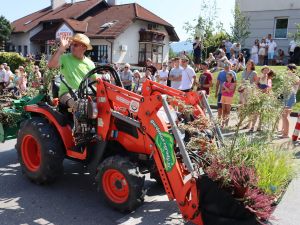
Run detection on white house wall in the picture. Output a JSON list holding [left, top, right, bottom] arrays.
[[238, 0, 300, 54], [10, 24, 43, 56], [113, 20, 170, 65], [238, 0, 300, 12]]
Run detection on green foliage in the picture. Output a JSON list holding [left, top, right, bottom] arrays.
[[231, 2, 250, 45], [39, 53, 59, 94], [0, 52, 28, 71], [0, 16, 12, 42], [183, 0, 232, 58], [169, 47, 178, 59], [255, 148, 295, 195]]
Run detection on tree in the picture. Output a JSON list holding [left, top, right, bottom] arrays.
[[183, 0, 228, 58], [231, 2, 250, 45], [0, 16, 12, 51], [169, 47, 177, 59]]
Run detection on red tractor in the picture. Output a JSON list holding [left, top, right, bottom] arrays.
[[15, 66, 258, 225]]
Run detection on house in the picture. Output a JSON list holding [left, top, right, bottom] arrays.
[[237, 0, 300, 55], [10, 0, 179, 66]]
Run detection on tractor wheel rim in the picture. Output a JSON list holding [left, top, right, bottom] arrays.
[[21, 135, 41, 172], [102, 169, 129, 204]]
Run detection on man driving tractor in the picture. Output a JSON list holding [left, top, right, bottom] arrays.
[[48, 33, 95, 109]]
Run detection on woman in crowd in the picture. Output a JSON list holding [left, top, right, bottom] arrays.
[[120, 63, 133, 91], [258, 38, 267, 65], [249, 66, 274, 132], [235, 53, 246, 72], [238, 60, 258, 129], [251, 39, 259, 65], [280, 64, 300, 138]]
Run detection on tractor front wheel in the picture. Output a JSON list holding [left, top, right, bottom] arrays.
[[96, 156, 145, 212], [16, 117, 65, 184]]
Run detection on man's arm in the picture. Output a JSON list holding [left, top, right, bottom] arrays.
[[215, 79, 220, 98], [48, 35, 70, 68]]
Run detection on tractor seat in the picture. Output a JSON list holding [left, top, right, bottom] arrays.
[[37, 102, 71, 127]]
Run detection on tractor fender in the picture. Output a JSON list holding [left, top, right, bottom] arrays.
[[24, 105, 75, 151]]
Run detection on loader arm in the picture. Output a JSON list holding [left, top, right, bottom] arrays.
[[96, 79, 204, 224]]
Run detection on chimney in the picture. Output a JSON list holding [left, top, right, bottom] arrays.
[[51, 0, 66, 10], [107, 0, 116, 6]]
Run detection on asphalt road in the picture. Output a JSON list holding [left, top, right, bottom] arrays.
[[0, 139, 183, 225]]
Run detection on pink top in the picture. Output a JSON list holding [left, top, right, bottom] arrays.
[[19, 76, 27, 91], [222, 82, 235, 97]]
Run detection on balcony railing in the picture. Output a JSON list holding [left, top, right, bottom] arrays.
[[139, 30, 165, 43]]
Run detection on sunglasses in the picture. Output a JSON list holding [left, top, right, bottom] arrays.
[[71, 43, 84, 48], [124, 67, 129, 69]]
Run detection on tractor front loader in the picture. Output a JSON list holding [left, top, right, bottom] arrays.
[[3, 66, 259, 225]]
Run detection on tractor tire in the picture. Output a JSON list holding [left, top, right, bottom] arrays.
[[96, 155, 145, 212], [16, 117, 65, 184]]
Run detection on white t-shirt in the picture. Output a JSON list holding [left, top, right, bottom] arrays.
[[289, 40, 297, 53], [158, 70, 169, 85], [180, 66, 196, 90], [267, 41, 277, 52]]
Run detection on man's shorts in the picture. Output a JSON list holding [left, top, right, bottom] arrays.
[[268, 51, 275, 59], [193, 55, 201, 64], [217, 93, 222, 109]]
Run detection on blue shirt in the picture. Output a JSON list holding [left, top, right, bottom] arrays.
[[217, 70, 236, 94]]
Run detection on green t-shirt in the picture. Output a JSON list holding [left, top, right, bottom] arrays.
[[58, 53, 95, 97]]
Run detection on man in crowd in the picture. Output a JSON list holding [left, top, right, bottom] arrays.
[[0, 64, 11, 94], [225, 39, 233, 59], [193, 36, 202, 71], [266, 34, 277, 65], [180, 57, 196, 92], [48, 33, 95, 108], [198, 61, 213, 96], [289, 35, 297, 58], [230, 42, 241, 58], [157, 62, 169, 85], [167, 58, 174, 87], [215, 61, 236, 119], [168, 57, 183, 90]]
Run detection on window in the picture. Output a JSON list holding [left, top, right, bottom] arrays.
[[138, 43, 163, 65], [91, 45, 108, 62], [18, 45, 22, 53], [274, 18, 288, 39], [24, 45, 28, 56]]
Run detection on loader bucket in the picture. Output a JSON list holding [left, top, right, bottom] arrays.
[[196, 176, 260, 225]]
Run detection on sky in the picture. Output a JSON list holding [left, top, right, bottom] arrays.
[[1, 0, 235, 41]]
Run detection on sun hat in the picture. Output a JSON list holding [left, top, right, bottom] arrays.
[[70, 33, 93, 50]]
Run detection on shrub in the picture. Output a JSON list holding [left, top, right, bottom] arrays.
[[0, 52, 28, 71], [255, 147, 296, 195]]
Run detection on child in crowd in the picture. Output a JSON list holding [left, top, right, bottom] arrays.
[[18, 66, 27, 92], [221, 71, 236, 127], [132, 70, 142, 93], [257, 65, 270, 92]]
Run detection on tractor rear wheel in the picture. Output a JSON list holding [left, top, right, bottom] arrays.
[[16, 117, 65, 184], [96, 155, 145, 212]]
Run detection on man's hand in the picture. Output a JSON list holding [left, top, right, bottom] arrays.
[[59, 35, 71, 53]]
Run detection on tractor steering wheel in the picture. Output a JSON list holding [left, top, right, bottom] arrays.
[[78, 65, 123, 99]]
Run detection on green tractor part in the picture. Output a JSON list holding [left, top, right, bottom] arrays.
[[0, 93, 45, 143]]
